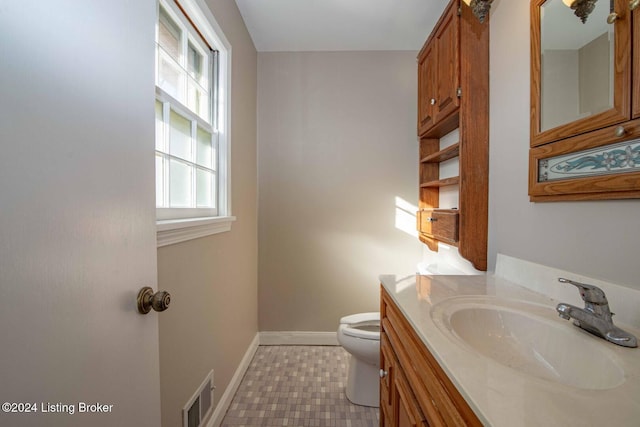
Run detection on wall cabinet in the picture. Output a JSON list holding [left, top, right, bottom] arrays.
[[417, 2, 460, 137], [380, 287, 481, 427], [529, 0, 640, 201], [416, 0, 489, 271]]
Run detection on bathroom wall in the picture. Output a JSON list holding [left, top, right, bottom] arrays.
[[258, 51, 423, 332], [488, 0, 640, 289], [157, 0, 258, 425]]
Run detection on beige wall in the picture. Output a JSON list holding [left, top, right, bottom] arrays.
[[258, 51, 423, 332], [157, 0, 257, 426], [489, 0, 640, 289]]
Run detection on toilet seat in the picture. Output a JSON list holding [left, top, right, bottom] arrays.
[[339, 312, 380, 341]]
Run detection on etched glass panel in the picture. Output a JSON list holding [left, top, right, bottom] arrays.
[[538, 139, 640, 182]]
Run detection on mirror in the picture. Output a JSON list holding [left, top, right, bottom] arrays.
[[540, 0, 614, 132]]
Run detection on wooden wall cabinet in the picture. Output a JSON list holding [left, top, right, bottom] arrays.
[[529, 0, 640, 201], [417, 1, 460, 138], [380, 287, 482, 427], [416, 0, 489, 271]]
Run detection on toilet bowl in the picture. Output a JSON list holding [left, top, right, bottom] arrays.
[[337, 312, 381, 407]]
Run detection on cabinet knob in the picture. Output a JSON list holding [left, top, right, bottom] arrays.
[[630, 0, 639, 11], [615, 126, 626, 137], [379, 369, 388, 378], [607, 12, 619, 24], [430, 98, 436, 105], [426, 217, 438, 222]]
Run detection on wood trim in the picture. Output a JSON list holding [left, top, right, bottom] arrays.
[[633, 8, 640, 119], [530, 0, 632, 147], [458, 2, 489, 271]]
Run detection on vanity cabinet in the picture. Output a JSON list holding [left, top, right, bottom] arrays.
[[416, 0, 489, 271], [380, 287, 482, 427], [529, 0, 640, 201]]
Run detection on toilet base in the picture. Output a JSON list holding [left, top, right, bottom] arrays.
[[345, 355, 380, 408]]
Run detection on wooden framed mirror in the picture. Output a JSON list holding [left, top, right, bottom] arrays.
[[529, 0, 640, 201]]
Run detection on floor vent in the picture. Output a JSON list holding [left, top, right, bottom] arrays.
[[183, 370, 214, 427]]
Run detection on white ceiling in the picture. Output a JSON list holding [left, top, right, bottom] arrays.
[[234, 0, 449, 52]]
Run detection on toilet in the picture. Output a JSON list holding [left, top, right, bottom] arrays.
[[337, 312, 381, 407]]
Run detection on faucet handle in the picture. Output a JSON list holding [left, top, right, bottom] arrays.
[[558, 278, 608, 305]]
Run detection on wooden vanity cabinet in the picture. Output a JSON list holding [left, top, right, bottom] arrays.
[[416, 0, 489, 271], [380, 287, 482, 427]]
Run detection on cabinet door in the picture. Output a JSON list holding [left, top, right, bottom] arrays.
[[633, 7, 640, 119], [434, 3, 460, 124], [530, 0, 632, 147], [418, 43, 437, 135], [395, 370, 428, 427], [380, 333, 395, 427]]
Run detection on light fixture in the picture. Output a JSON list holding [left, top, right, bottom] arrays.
[[563, 0, 598, 23], [461, 0, 493, 24]]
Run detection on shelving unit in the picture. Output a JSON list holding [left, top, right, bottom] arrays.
[[416, 0, 489, 271]]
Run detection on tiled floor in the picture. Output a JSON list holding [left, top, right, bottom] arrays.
[[221, 346, 379, 427]]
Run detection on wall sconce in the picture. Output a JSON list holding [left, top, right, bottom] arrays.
[[562, 0, 598, 23], [461, 0, 493, 23]]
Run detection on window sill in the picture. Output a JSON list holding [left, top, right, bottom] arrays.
[[157, 216, 236, 247]]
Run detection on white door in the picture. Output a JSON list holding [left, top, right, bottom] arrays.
[[0, 1, 161, 426]]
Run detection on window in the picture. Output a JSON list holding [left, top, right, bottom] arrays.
[[155, 0, 233, 246]]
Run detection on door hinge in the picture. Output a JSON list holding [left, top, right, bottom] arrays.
[[457, 87, 462, 98]]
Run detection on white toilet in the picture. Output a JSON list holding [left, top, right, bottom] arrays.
[[337, 312, 381, 407]]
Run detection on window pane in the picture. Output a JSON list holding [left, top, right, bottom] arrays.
[[196, 169, 214, 208], [159, 7, 181, 61], [169, 110, 192, 161], [188, 42, 202, 80], [170, 159, 192, 207], [158, 54, 182, 100], [156, 155, 165, 207], [196, 127, 213, 168], [155, 101, 164, 151], [188, 80, 210, 122]]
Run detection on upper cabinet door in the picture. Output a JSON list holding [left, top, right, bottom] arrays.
[[417, 0, 460, 137], [434, 4, 460, 124], [530, 0, 632, 147], [418, 43, 437, 135]]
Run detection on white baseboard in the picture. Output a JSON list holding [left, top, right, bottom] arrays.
[[259, 331, 338, 346], [207, 332, 260, 427]]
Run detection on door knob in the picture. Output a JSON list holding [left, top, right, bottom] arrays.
[[630, 0, 639, 11], [137, 287, 171, 314]]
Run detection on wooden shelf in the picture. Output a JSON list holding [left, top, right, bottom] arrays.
[[420, 176, 459, 188], [420, 142, 460, 164]]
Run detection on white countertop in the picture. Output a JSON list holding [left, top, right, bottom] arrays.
[[380, 273, 640, 427]]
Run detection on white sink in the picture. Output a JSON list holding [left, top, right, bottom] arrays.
[[431, 296, 625, 390]]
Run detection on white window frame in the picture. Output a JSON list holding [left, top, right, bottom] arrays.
[[155, 0, 234, 247]]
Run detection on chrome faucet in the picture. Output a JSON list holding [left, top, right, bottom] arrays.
[[556, 278, 637, 348]]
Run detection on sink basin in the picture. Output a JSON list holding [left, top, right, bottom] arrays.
[[431, 296, 625, 390]]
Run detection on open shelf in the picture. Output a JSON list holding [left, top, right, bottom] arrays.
[[420, 142, 460, 164], [420, 176, 460, 188]]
